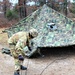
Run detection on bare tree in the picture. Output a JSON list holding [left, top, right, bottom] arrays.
[[38, 0, 46, 6], [3, 0, 11, 17], [18, 0, 26, 18], [64, 0, 68, 16]]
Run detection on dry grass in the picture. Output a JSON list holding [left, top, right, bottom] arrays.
[[0, 28, 8, 47]]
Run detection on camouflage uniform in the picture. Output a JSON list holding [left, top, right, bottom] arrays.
[[8, 28, 38, 72], [8, 31, 31, 70]]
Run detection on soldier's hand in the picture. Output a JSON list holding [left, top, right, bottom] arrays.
[[28, 46, 32, 51]]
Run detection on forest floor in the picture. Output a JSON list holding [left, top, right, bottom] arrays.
[[0, 28, 75, 75]]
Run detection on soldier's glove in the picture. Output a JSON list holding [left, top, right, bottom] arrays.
[[18, 55, 24, 61], [28, 46, 32, 51], [27, 41, 34, 51]]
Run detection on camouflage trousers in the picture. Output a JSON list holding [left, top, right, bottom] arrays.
[[9, 44, 25, 71]]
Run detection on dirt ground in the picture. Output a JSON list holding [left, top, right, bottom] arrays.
[[1, 28, 75, 75]]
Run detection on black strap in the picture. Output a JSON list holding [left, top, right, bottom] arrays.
[[26, 38, 32, 51]]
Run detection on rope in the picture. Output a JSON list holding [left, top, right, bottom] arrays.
[[20, 70, 22, 75], [25, 58, 29, 75], [20, 61, 23, 75], [40, 56, 69, 75], [19, 58, 29, 75]]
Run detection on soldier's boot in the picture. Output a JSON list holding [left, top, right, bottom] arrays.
[[20, 65, 27, 70], [14, 71, 20, 75]]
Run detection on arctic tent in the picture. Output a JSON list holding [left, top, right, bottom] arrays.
[[4, 4, 75, 57]]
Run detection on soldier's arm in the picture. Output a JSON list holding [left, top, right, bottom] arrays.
[[15, 36, 28, 56], [26, 39, 33, 51]]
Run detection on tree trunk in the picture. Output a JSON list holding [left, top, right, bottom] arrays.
[[64, 0, 67, 16], [18, 0, 26, 18]]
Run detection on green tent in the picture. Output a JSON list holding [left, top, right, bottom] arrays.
[[4, 4, 75, 57]]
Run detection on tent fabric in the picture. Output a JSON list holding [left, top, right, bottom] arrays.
[[5, 4, 75, 47]]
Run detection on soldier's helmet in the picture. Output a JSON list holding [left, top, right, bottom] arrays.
[[29, 28, 38, 38]]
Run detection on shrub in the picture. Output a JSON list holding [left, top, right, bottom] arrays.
[[6, 9, 19, 20]]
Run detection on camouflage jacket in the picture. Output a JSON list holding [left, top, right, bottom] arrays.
[[8, 32, 30, 48]]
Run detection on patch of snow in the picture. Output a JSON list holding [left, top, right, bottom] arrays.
[[26, 1, 35, 6]]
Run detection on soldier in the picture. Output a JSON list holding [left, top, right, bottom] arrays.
[[8, 28, 38, 75]]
